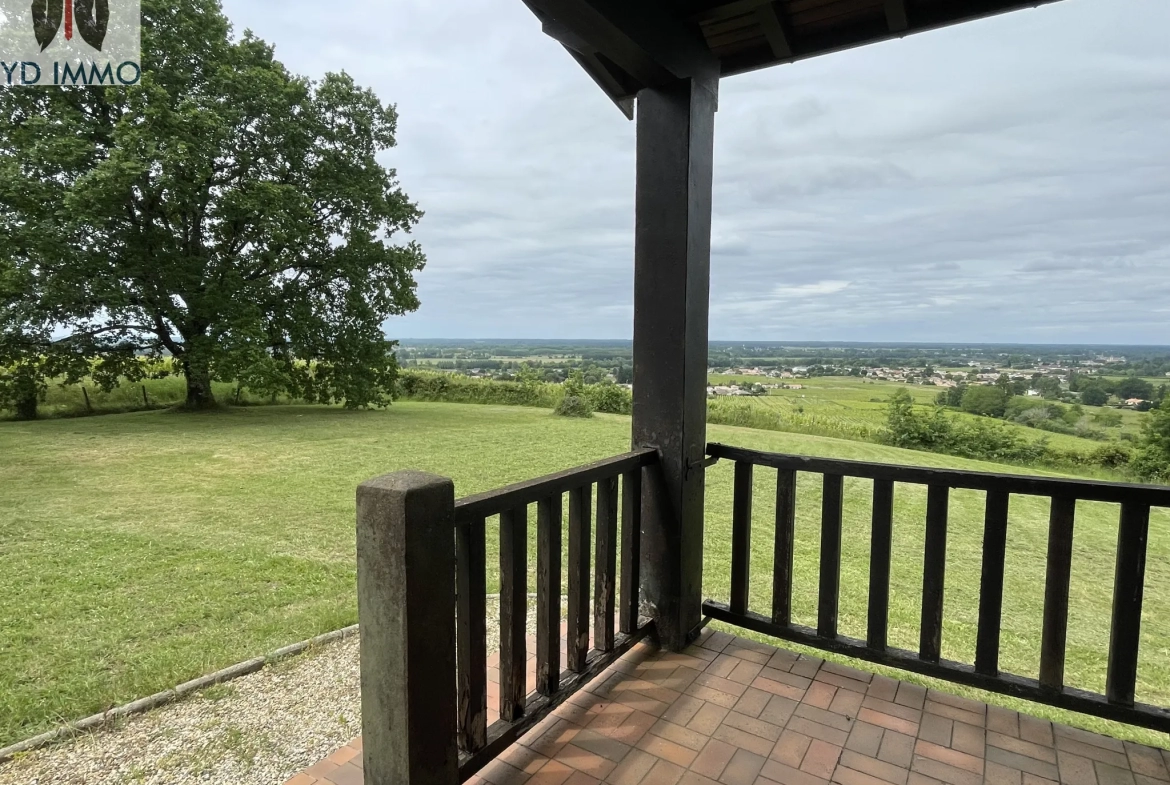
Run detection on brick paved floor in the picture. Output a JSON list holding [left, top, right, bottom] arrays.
[[285, 628, 1170, 785]]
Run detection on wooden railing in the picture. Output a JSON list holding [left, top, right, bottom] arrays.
[[452, 448, 657, 778], [702, 442, 1170, 733], [355, 449, 657, 785]]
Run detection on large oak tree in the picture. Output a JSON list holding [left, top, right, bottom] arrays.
[[0, 0, 424, 413]]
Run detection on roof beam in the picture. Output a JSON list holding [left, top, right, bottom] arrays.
[[720, 0, 1063, 78], [884, 0, 909, 33], [754, 2, 793, 59], [690, 0, 774, 24], [566, 48, 637, 119], [522, 0, 719, 90]]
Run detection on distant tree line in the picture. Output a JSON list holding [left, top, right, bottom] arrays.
[[890, 389, 1170, 481]]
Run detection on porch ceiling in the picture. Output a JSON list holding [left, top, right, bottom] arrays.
[[520, 0, 1064, 117]]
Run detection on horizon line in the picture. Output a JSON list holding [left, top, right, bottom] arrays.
[[394, 338, 1170, 349]]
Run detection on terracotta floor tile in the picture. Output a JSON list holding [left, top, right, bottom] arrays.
[[838, 748, 911, 785], [688, 701, 731, 736], [800, 739, 842, 779], [678, 772, 721, 785], [637, 731, 700, 767], [651, 718, 711, 752], [608, 749, 659, 785], [772, 729, 813, 768], [718, 748, 765, 785], [528, 759, 575, 785], [556, 743, 617, 780], [323, 762, 363, 785], [643, 758, 686, 785], [280, 633, 1160, 785], [845, 722, 884, 758], [663, 695, 706, 727], [691, 738, 737, 779]]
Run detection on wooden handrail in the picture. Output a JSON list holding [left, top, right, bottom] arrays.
[[706, 442, 1170, 507], [453, 448, 658, 523], [703, 442, 1170, 734]]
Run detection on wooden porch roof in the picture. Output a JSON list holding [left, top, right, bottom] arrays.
[[520, 0, 1064, 117]]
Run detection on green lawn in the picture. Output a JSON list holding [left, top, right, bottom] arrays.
[[707, 374, 1149, 453], [1, 403, 1168, 748]]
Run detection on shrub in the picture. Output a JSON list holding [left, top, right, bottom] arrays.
[[583, 381, 632, 415], [1092, 410, 1123, 428], [1080, 386, 1109, 406], [1088, 443, 1133, 470], [1132, 398, 1170, 483], [554, 395, 593, 418], [961, 385, 1009, 418], [397, 370, 559, 408], [885, 390, 952, 450]]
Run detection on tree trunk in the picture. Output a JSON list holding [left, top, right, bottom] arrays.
[[183, 357, 217, 410], [14, 390, 38, 420]]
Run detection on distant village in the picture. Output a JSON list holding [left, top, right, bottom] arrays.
[[707, 355, 1169, 409]]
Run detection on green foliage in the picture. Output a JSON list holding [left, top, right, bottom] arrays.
[[582, 380, 632, 415], [961, 385, 1009, 417], [886, 390, 952, 450], [0, 0, 424, 410], [1117, 377, 1155, 401], [1132, 398, 1170, 483], [393, 370, 635, 416], [935, 383, 966, 408], [397, 371, 558, 408], [707, 398, 880, 442], [563, 370, 587, 399], [1033, 376, 1062, 399], [884, 391, 1128, 472], [1086, 443, 1134, 470], [1080, 385, 1109, 407], [554, 395, 593, 418]]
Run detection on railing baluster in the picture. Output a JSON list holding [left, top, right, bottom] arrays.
[[731, 461, 754, 615], [536, 495, 562, 696], [1039, 496, 1076, 692], [456, 517, 487, 752], [818, 473, 844, 638], [595, 476, 618, 652], [920, 484, 949, 663], [975, 489, 1010, 676], [1107, 502, 1150, 706], [499, 507, 527, 720], [702, 443, 1170, 737], [867, 479, 894, 651], [772, 468, 796, 625], [620, 468, 642, 635], [567, 485, 591, 672]]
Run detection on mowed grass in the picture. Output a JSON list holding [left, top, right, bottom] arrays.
[[1, 403, 1169, 748], [709, 375, 1149, 452]]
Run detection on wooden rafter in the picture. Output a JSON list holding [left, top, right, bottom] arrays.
[[754, 2, 793, 58], [884, 0, 909, 32]]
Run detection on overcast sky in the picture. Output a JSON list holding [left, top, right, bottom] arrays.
[[222, 0, 1169, 344]]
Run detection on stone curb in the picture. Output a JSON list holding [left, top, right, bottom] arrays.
[[0, 624, 361, 763]]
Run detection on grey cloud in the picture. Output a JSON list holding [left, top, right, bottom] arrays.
[[222, 0, 1170, 343]]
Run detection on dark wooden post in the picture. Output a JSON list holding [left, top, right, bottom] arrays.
[[632, 74, 717, 650], [356, 471, 458, 785]]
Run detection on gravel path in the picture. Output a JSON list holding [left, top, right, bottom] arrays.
[[0, 599, 538, 785]]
